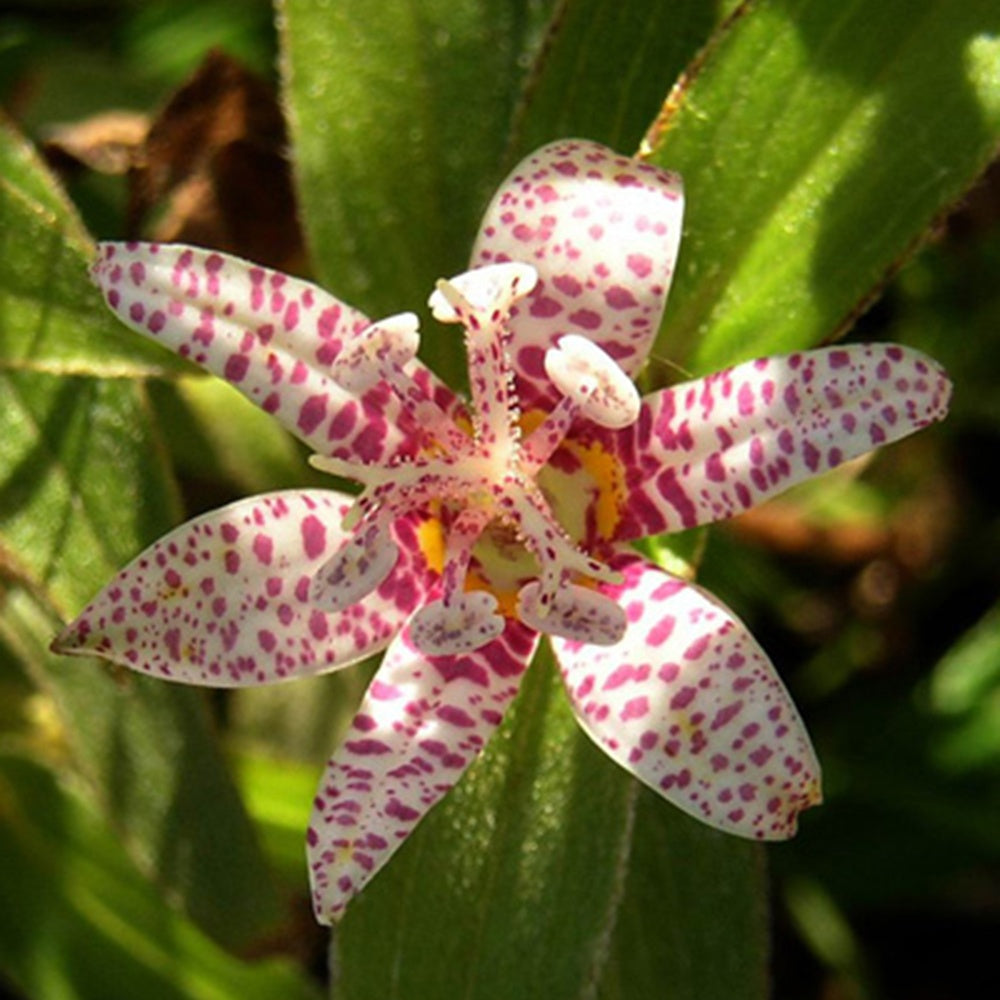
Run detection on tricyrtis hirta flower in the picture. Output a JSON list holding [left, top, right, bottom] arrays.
[[53, 140, 952, 924]]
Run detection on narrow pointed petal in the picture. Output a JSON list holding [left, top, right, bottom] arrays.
[[52, 491, 435, 686], [90, 242, 451, 459], [307, 619, 538, 923], [604, 344, 952, 541], [552, 552, 821, 840], [471, 139, 683, 410]]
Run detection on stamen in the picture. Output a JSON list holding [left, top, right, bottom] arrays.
[[311, 523, 400, 612], [517, 581, 627, 646], [544, 335, 641, 429], [330, 313, 420, 392], [409, 591, 504, 655], [428, 263, 537, 323], [329, 313, 471, 455]]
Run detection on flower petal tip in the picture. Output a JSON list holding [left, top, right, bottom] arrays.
[[49, 621, 85, 657], [768, 773, 823, 841]]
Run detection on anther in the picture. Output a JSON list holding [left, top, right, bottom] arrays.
[[429, 263, 538, 323], [516, 581, 627, 645], [330, 313, 420, 392], [544, 334, 641, 429], [310, 526, 400, 611]]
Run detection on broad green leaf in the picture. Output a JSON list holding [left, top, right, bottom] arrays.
[[1, 589, 289, 953], [0, 118, 189, 377], [645, 0, 1000, 373], [0, 366, 287, 949], [597, 792, 768, 1000], [147, 375, 320, 497], [336, 648, 637, 1000], [0, 750, 322, 1000], [279, 0, 553, 382], [509, 0, 723, 157], [0, 372, 179, 615]]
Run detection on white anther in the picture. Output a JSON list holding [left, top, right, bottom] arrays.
[[330, 312, 420, 392], [544, 334, 641, 429], [409, 592, 504, 656], [517, 581, 627, 646], [310, 531, 400, 612], [429, 263, 538, 323]]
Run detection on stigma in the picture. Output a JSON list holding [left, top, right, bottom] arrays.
[[309, 263, 641, 656]]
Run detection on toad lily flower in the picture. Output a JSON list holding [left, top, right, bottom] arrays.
[[54, 140, 951, 924]]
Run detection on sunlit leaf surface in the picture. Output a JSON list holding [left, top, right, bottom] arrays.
[[645, 0, 1000, 372], [0, 751, 321, 1000], [0, 121, 190, 377]]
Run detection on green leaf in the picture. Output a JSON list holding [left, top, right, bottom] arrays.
[[336, 648, 637, 1000], [279, 0, 552, 382], [645, 0, 1000, 373], [0, 372, 179, 614], [0, 117, 189, 377], [1, 589, 289, 953], [597, 792, 768, 1000], [0, 365, 286, 949], [509, 0, 723, 157], [0, 109, 84, 221], [147, 375, 319, 497], [0, 750, 322, 1000], [928, 601, 1000, 772], [236, 751, 317, 887]]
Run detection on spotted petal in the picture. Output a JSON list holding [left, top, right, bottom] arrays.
[[551, 552, 821, 839], [471, 139, 683, 410], [91, 242, 457, 460], [53, 491, 435, 686], [602, 344, 952, 542], [307, 619, 538, 923]]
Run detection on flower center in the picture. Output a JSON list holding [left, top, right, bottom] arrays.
[[309, 263, 641, 656]]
